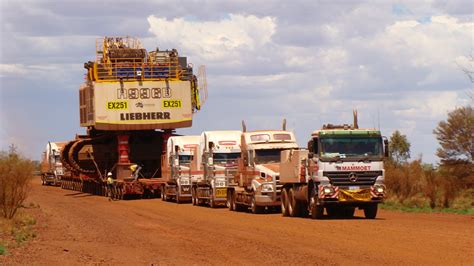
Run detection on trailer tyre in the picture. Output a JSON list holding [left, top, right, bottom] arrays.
[[281, 188, 289, 216], [364, 204, 378, 219], [288, 188, 300, 217]]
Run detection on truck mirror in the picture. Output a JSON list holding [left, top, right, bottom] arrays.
[[383, 138, 389, 158], [308, 152, 314, 159], [307, 140, 314, 152], [208, 141, 214, 150], [174, 145, 179, 153]]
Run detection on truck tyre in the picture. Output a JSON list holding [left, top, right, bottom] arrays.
[[228, 191, 234, 211], [281, 188, 289, 216], [288, 188, 301, 217], [176, 195, 181, 204], [210, 197, 216, 208], [250, 195, 263, 214], [311, 202, 324, 219], [364, 204, 378, 219], [192, 188, 197, 205], [233, 191, 244, 212], [299, 202, 309, 217]]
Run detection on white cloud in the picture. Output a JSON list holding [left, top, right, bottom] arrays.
[[147, 14, 276, 62]]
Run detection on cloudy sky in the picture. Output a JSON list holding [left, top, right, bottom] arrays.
[[0, 0, 472, 164]]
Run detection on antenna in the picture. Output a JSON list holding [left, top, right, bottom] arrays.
[[282, 118, 287, 130], [353, 109, 359, 129], [242, 120, 247, 132]]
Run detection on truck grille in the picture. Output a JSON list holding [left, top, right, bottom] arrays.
[[323, 171, 382, 187]]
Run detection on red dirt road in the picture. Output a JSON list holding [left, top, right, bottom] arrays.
[[4, 179, 473, 265]]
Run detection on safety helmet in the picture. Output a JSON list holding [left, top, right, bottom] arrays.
[[107, 172, 112, 177], [130, 164, 137, 171]]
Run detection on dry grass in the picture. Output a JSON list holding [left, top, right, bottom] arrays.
[[384, 160, 474, 213]]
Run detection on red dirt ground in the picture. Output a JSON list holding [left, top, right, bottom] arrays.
[[2, 178, 473, 265]]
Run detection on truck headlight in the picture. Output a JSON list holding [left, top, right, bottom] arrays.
[[323, 186, 335, 195], [374, 185, 385, 194]]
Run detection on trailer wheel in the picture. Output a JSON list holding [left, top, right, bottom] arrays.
[[281, 188, 289, 216], [288, 188, 301, 217], [364, 204, 378, 219]]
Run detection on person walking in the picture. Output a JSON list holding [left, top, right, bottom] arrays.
[[106, 172, 114, 201]]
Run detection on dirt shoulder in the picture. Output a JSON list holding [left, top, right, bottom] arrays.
[[2, 178, 473, 265]]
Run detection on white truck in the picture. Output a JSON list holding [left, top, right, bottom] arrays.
[[227, 123, 299, 214], [192, 130, 242, 208], [161, 135, 200, 203], [41, 142, 67, 186], [279, 115, 388, 219]]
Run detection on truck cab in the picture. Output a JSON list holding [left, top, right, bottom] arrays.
[[161, 135, 200, 203], [41, 142, 67, 186], [309, 125, 387, 218], [192, 130, 242, 208], [279, 117, 388, 219], [228, 129, 298, 214]]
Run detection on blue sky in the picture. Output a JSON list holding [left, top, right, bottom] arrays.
[[0, 0, 472, 164]]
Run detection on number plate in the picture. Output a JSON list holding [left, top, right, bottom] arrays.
[[349, 186, 360, 190], [215, 188, 227, 198]]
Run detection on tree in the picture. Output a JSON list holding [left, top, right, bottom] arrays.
[[433, 106, 474, 164], [0, 145, 35, 219], [389, 130, 411, 165]]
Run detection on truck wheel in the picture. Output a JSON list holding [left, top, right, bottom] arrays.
[[232, 191, 243, 212], [192, 188, 197, 205], [299, 202, 309, 217], [364, 204, 378, 219], [228, 191, 234, 211], [281, 188, 289, 216], [250, 195, 263, 214], [210, 197, 216, 208], [311, 202, 324, 219], [288, 188, 301, 217]]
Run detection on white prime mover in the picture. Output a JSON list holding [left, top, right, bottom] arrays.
[[161, 135, 200, 203], [41, 141, 67, 186], [191, 130, 242, 208]]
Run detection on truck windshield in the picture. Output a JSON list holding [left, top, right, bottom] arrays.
[[213, 153, 240, 164], [320, 137, 383, 161], [254, 149, 286, 164]]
